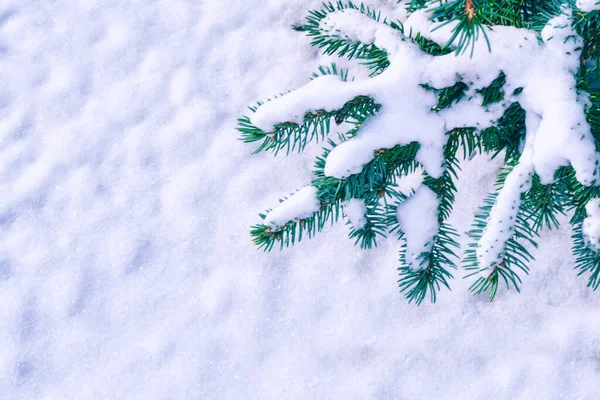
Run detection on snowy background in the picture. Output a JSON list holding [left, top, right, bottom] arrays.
[[1, 0, 600, 398]]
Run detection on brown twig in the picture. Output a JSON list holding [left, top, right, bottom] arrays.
[[465, 0, 475, 21]]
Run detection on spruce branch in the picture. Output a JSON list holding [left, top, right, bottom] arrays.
[[300, 1, 397, 76], [347, 202, 388, 248], [398, 223, 459, 305], [573, 221, 600, 289], [464, 163, 540, 300], [430, 0, 493, 56], [241, 1, 600, 304], [251, 197, 342, 251], [237, 95, 381, 155]]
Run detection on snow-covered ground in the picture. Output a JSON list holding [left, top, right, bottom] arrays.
[[1, 0, 599, 398]]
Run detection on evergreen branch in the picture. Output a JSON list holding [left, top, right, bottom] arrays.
[[563, 165, 600, 224], [423, 165, 458, 223], [446, 127, 480, 160], [430, 0, 493, 56], [573, 9, 599, 84], [251, 198, 342, 251], [411, 32, 454, 56], [521, 173, 569, 231], [480, 102, 526, 161], [252, 140, 420, 251], [588, 89, 600, 151], [395, 134, 463, 304], [347, 202, 388, 248], [421, 81, 470, 112], [422, 71, 508, 113], [237, 95, 381, 155], [312, 141, 420, 204], [405, 0, 430, 12], [398, 223, 459, 305], [561, 164, 600, 289], [426, 0, 571, 55], [573, 219, 600, 289], [477, 71, 506, 106], [492, 0, 565, 30], [464, 163, 540, 300], [314, 141, 420, 248], [310, 63, 351, 82], [300, 1, 396, 76], [243, 0, 600, 304]]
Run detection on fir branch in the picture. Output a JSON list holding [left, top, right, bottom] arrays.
[[347, 202, 388, 248], [430, 0, 493, 56], [573, 220, 600, 290], [394, 134, 464, 304], [480, 102, 526, 161], [423, 166, 458, 223], [522, 173, 569, 231], [300, 1, 395, 76], [464, 163, 540, 301], [312, 141, 420, 205], [251, 198, 342, 251], [561, 165, 600, 289], [563, 165, 600, 224], [477, 71, 506, 106], [446, 127, 479, 160], [588, 89, 600, 151], [310, 63, 351, 82], [405, 0, 430, 12], [253, 140, 420, 251], [243, 0, 600, 304], [398, 223, 459, 305], [433, 81, 470, 111], [237, 95, 381, 155], [411, 32, 454, 56], [419, 80, 470, 111], [574, 9, 600, 71]]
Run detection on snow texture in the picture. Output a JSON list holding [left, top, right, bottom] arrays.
[[577, 0, 600, 12], [254, 5, 596, 270], [396, 186, 440, 269], [3, 0, 600, 398], [264, 186, 320, 227], [343, 198, 367, 229]]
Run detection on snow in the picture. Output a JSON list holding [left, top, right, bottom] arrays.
[[2, 0, 600, 398], [264, 186, 320, 227], [396, 186, 440, 269], [343, 198, 367, 229], [584, 199, 600, 250], [577, 0, 600, 12], [253, 75, 352, 131]]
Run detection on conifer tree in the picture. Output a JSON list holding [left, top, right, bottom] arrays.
[[238, 0, 600, 304]]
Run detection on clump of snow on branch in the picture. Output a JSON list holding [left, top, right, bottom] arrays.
[[253, 5, 598, 269], [343, 199, 367, 229], [264, 186, 320, 227], [584, 199, 600, 251], [396, 186, 440, 269], [577, 0, 600, 12], [318, 8, 402, 55], [477, 135, 535, 268]]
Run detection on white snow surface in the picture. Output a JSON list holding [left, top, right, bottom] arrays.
[[2, 0, 600, 399]]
